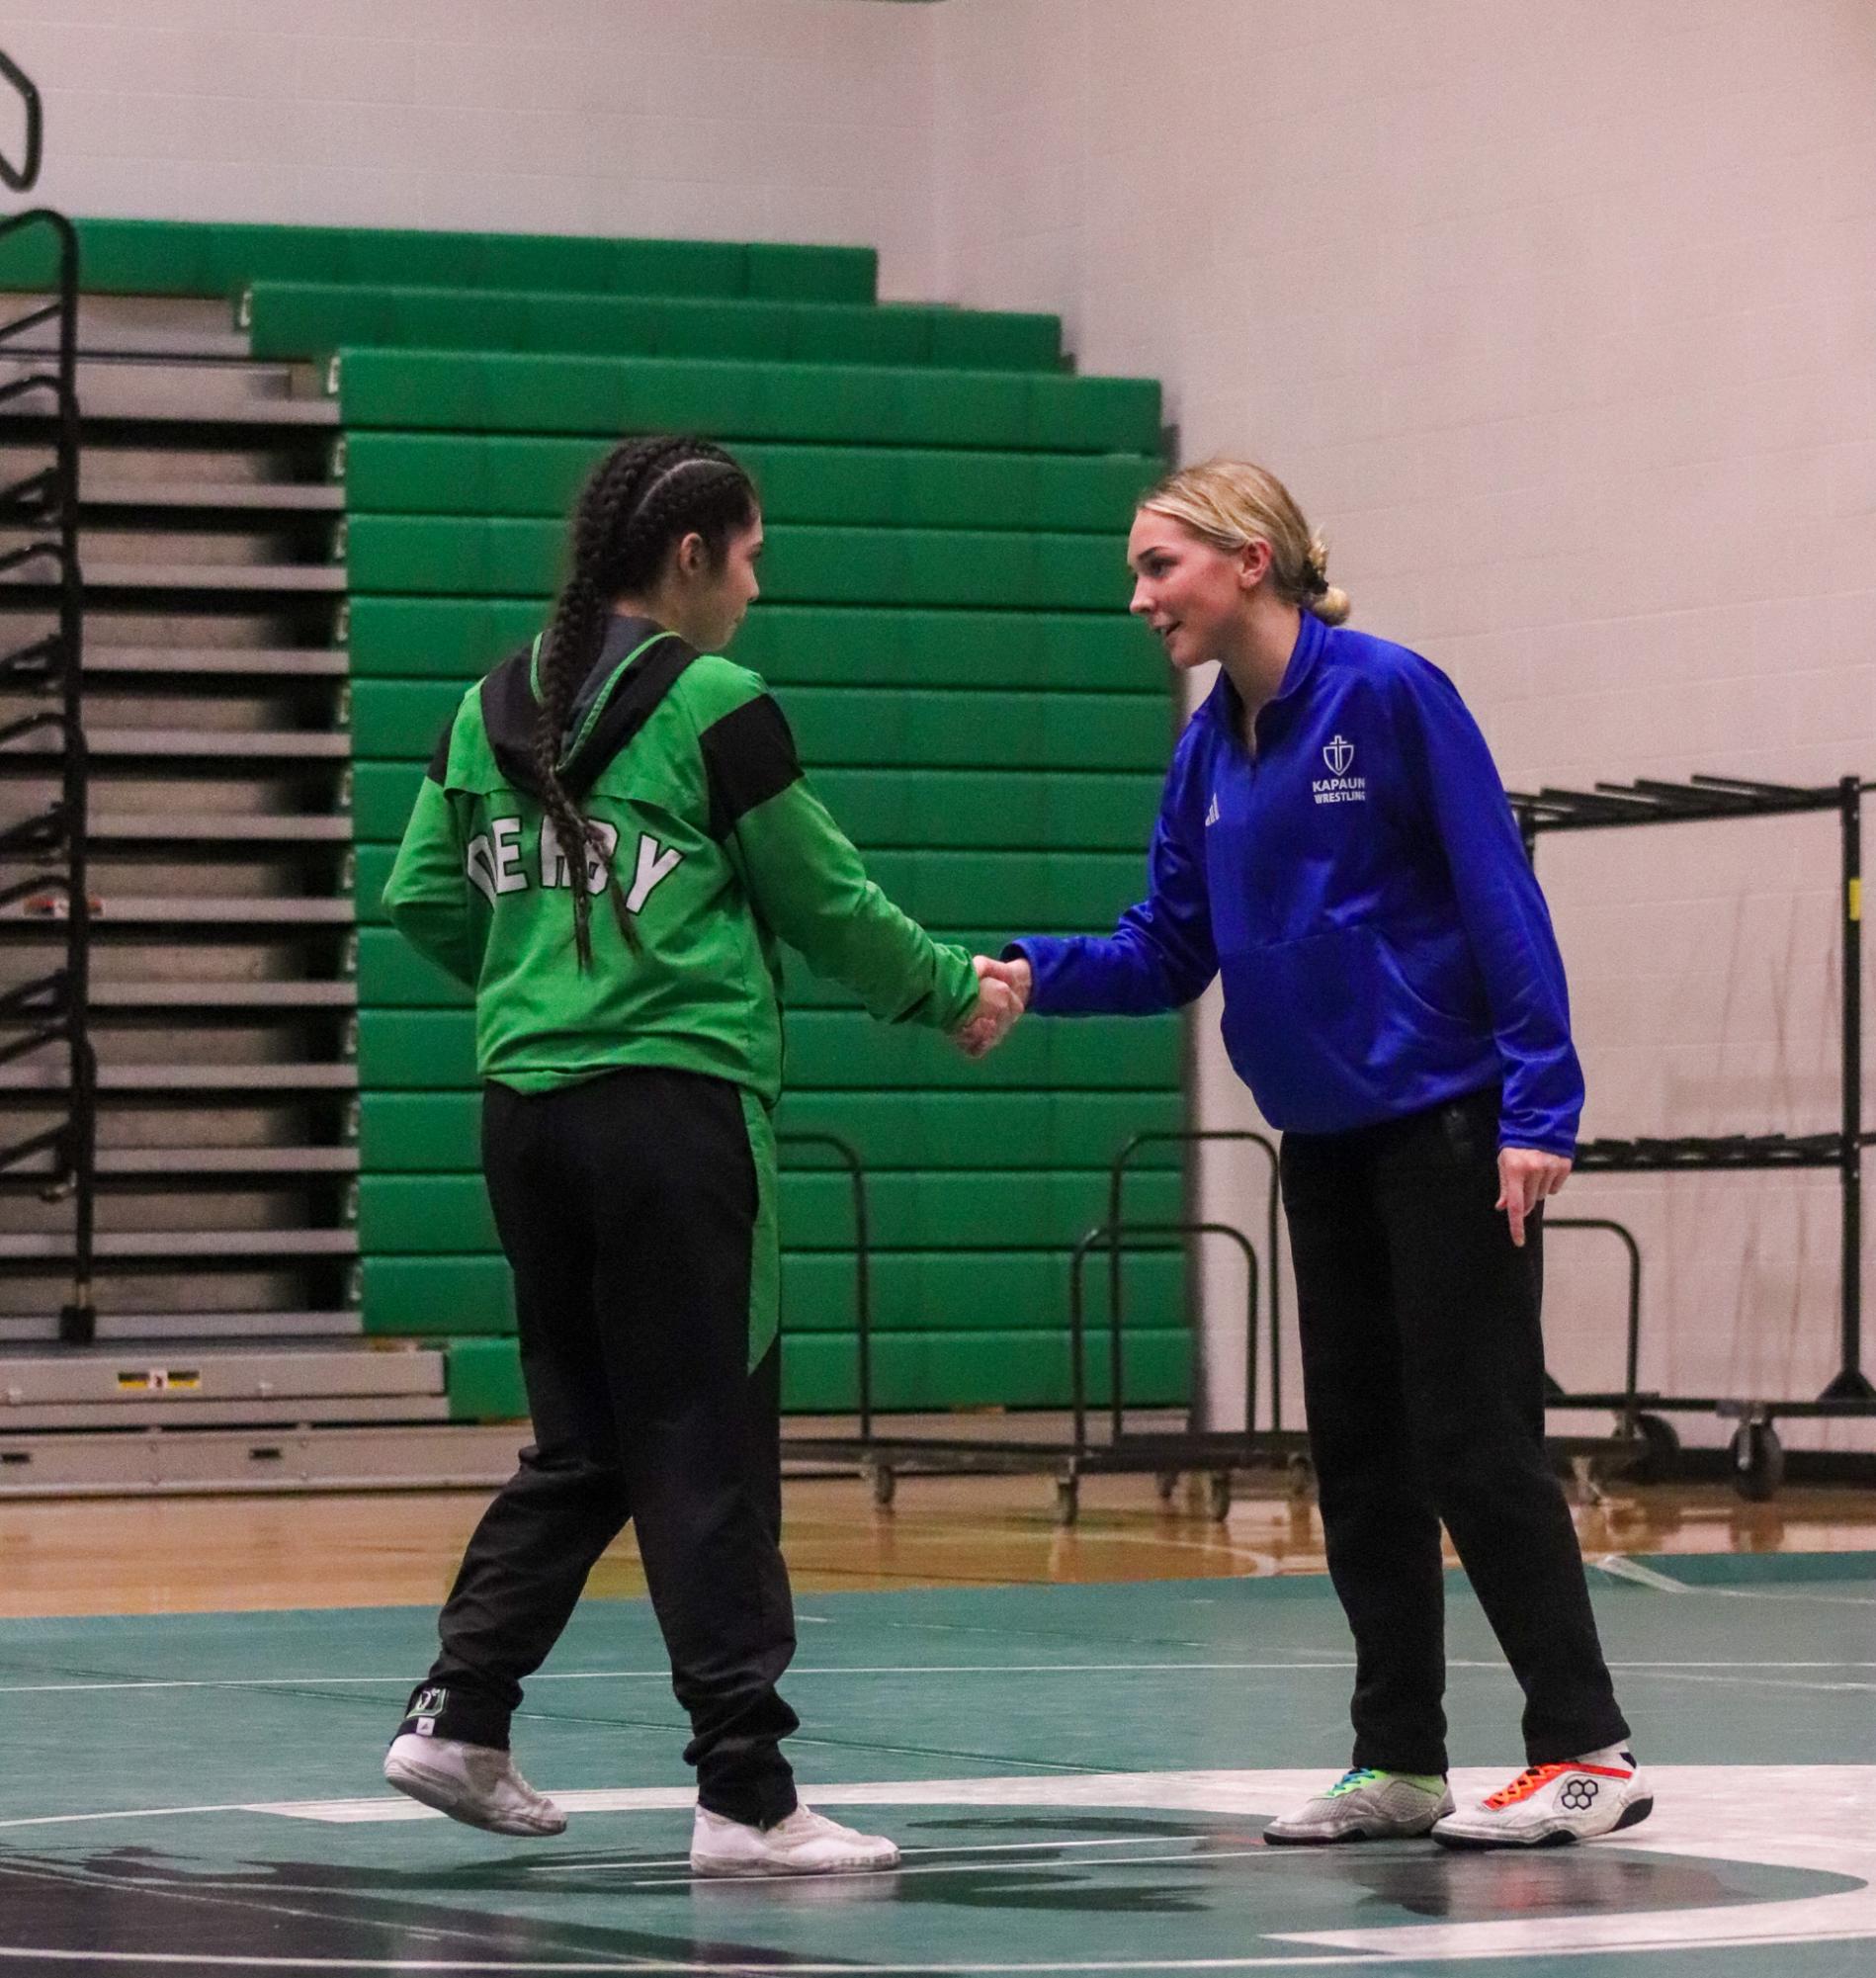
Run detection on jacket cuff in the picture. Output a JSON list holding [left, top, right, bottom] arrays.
[[1497, 1125, 1578, 1160], [1002, 936, 1060, 1012]]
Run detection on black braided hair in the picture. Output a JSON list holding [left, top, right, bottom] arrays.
[[533, 435, 758, 967]]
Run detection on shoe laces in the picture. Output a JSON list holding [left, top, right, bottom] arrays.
[[1323, 1767, 1384, 1798], [1484, 1763, 1571, 1809], [1484, 1757, 1635, 1810]]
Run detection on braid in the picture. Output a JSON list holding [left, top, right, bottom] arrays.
[[533, 440, 675, 965], [532, 434, 758, 969], [530, 571, 610, 967]]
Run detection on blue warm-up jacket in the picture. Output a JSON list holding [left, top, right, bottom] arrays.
[[1009, 611, 1584, 1155]]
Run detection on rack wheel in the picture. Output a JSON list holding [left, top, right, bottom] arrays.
[[867, 1463, 895, 1509], [1630, 1412, 1680, 1483], [1206, 1472, 1233, 1521], [1154, 1470, 1180, 1503], [1286, 1450, 1316, 1500], [1055, 1476, 1079, 1527], [1730, 1420, 1784, 1503]]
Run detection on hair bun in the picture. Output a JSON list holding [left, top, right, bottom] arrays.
[[1311, 583, 1353, 628]]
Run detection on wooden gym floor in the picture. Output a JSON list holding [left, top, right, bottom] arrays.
[[4, 1470, 1875, 1618]]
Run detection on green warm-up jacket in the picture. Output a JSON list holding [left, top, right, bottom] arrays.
[[382, 615, 981, 1103]]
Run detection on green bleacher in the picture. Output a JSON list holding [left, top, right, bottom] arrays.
[[343, 518, 1129, 610], [351, 679, 1165, 772], [352, 1009, 1179, 1094], [339, 437, 1152, 531], [345, 600, 1161, 689], [40, 217, 1185, 1423], [247, 282, 1065, 372], [0, 217, 876, 301], [330, 348, 1160, 452], [350, 766, 1162, 852], [357, 1091, 1186, 1172]]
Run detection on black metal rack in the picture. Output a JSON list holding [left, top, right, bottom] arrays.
[[781, 1126, 1653, 1516], [1541, 1216, 1643, 1426], [1510, 771, 1875, 1494], [1111, 1128, 1285, 1427], [779, 1107, 1305, 1520], [0, 53, 93, 1342], [776, 1131, 875, 1440], [786, 1210, 1286, 1527]]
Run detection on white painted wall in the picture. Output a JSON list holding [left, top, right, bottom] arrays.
[[934, 0, 1876, 1446], [3, 0, 943, 297]]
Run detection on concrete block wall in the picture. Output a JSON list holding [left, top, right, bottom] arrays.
[[2, 0, 943, 296], [9, 0, 1874, 1440], [934, 0, 1876, 1444]]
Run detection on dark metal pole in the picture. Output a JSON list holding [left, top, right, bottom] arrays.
[[848, 1149, 873, 1445], [1264, 1161, 1281, 1432], [1822, 778, 1872, 1401], [1546, 1217, 1644, 1433], [1069, 1229, 1093, 1457], [1108, 1216, 1127, 1447], [777, 1133, 875, 1439], [1107, 1128, 1280, 1434], [0, 50, 43, 192], [54, 212, 94, 1347]]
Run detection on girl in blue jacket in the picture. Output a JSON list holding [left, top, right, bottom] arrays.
[[989, 459, 1647, 1850]]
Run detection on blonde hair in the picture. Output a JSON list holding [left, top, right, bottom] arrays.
[[1139, 458, 1351, 627]]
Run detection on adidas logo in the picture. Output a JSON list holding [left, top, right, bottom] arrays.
[[1204, 794, 1220, 827]]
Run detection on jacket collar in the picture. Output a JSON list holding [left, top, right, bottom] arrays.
[[481, 614, 698, 800], [1202, 607, 1329, 738]]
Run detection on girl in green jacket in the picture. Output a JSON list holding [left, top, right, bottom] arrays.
[[380, 433, 1012, 1877]]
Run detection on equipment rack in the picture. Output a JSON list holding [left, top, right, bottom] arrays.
[[1510, 772, 1876, 1497]]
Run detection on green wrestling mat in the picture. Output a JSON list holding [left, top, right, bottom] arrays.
[[1, 1554, 1873, 1974]]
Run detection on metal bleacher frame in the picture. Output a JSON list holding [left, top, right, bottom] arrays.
[[1512, 770, 1876, 1498], [0, 47, 96, 1346]]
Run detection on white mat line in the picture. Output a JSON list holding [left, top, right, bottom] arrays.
[[1593, 1555, 1876, 1606], [618, 1843, 1269, 1891], [6, 1654, 1874, 1698], [525, 1834, 1224, 1875]]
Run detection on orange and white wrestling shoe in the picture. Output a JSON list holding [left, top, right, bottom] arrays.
[[1432, 1745, 1652, 1849]]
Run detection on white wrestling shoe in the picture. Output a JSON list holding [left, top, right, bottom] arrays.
[[690, 1804, 901, 1877], [1263, 1767, 1453, 1845], [384, 1732, 567, 1837], [1433, 1745, 1653, 1849]]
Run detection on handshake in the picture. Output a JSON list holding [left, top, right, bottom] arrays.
[[954, 953, 1032, 1060]]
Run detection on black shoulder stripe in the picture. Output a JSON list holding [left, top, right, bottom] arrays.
[[426, 713, 457, 782], [701, 693, 804, 840], [562, 634, 699, 799], [479, 644, 543, 792]]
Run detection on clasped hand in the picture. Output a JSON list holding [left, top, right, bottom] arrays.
[[953, 954, 1032, 1059]]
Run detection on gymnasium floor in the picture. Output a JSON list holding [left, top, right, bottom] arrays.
[[2, 1478, 1873, 1976]]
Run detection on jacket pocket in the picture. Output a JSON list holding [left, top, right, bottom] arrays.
[[1372, 927, 1486, 1037], [1219, 925, 1389, 1126], [1219, 922, 1493, 1133]]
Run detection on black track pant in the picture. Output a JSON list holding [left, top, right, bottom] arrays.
[[403, 1067, 800, 1827], [1278, 1083, 1629, 1776]]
